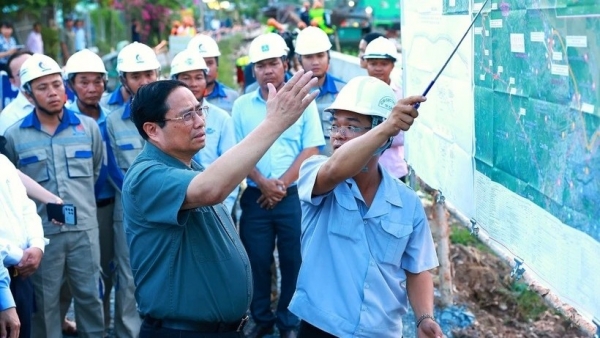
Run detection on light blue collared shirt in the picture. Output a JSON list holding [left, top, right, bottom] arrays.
[[205, 81, 239, 114], [232, 89, 325, 188], [289, 156, 439, 338], [192, 102, 238, 213], [0, 245, 15, 311], [67, 100, 123, 200]]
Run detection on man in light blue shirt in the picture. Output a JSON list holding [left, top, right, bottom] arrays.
[[74, 20, 86, 51], [64, 49, 139, 337], [289, 77, 443, 338], [1, 245, 20, 338], [294, 27, 345, 155], [170, 48, 238, 213], [232, 33, 324, 338]]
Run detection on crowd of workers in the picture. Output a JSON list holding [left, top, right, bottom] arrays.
[[0, 13, 443, 338]]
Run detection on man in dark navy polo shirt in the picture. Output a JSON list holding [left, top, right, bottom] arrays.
[[122, 71, 318, 337]]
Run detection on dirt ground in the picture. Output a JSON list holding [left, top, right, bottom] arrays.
[[444, 242, 590, 338]]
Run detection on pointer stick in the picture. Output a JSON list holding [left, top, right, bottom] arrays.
[[414, 0, 491, 109]]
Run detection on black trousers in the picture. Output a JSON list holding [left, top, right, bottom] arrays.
[[298, 321, 403, 338], [297, 321, 337, 338], [139, 319, 245, 338], [9, 268, 34, 338]]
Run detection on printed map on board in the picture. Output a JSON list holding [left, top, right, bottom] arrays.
[[472, 0, 600, 240]]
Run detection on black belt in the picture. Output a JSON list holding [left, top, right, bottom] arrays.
[[96, 197, 115, 208], [143, 315, 248, 333]]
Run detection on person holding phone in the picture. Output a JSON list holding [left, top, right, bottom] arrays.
[[3, 54, 105, 338]]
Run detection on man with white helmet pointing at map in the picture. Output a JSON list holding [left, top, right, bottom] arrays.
[[289, 76, 444, 338]]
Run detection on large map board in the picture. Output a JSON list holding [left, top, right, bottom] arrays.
[[402, 0, 600, 321]]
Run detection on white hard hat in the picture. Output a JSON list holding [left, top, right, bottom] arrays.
[[116, 42, 161, 73], [170, 49, 209, 77], [248, 33, 288, 64], [19, 54, 63, 91], [295, 27, 332, 55], [187, 34, 221, 57], [266, 32, 290, 53], [363, 37, 398, 62], [325, 76, 396, 120], [65, 49, 107, 77]]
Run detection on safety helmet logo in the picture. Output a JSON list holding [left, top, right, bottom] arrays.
[[197, 44, 206, 53], [185, 58, 194, 65], [135, 54, 144, 63], [38, 61, 51, 72], [378, 96, 395, 111], [261, 45, 270, 52]]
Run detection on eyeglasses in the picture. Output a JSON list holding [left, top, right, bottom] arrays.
[[328, 125, 371, 137], [162, 106, 209, 123]]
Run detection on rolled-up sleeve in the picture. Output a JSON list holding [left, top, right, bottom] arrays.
[[298, 155, 331, 206]]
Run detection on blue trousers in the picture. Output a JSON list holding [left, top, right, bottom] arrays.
[[239, 186, 301, 331]]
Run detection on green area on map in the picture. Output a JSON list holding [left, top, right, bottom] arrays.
[[471, 5, 600, 239]]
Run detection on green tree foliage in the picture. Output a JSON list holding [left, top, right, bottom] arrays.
[[235, 0, 268, 19], [40, 26, 60, 61], [89, 8, 126, 54], [0, 0, 78, 21]]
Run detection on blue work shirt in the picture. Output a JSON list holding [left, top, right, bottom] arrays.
[[232, 88, 325, 188], [0, 246, 14, 311], [289, 156, 439, 338], [123, 142, 252, 323], [100, 85, 127, 114], [106, 100, 142, 186], [315, 73, 345, 136], [205, 81, 239, 114], [4, 108, 103, 234], [192, 102, 238, 213], [67, 100, 123, 200]]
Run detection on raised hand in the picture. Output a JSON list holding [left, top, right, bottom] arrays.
[[265, 70, 319, 129], [382, 95, 427, 136]]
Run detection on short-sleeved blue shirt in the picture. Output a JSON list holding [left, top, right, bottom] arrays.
[[205, 81, 239, 114], [289, 156, 439, 338], [123, 141, 252, 323]]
